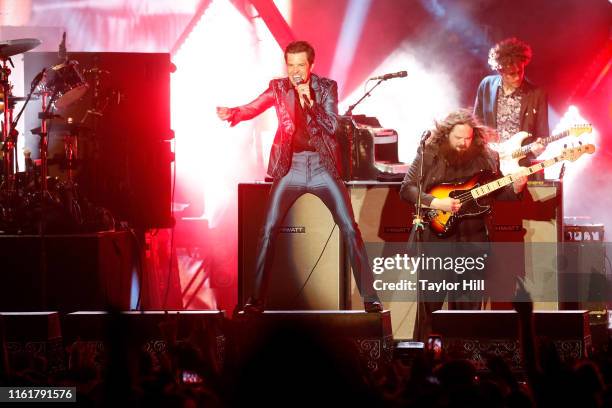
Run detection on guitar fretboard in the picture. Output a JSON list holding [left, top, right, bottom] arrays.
[[511, 129, 571, 159], [470, 155, 566, 199], [510, 125, 591, 159]]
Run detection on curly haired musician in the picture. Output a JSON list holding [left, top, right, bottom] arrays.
[[474, 37, 548, 177], [217, 41, 382, 313], [400, 109, 527, 341]]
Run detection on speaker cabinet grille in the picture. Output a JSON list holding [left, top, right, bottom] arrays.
[[489, 181, 563, 309], [238, 183, 343, 310]]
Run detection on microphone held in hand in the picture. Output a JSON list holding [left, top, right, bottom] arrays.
[[292, 75, 312, 106], [369, 70, 407, 81], [292, 75, 304, 85]]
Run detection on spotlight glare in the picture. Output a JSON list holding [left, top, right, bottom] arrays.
[[545, 105, 597, 180], [340, 42, 460, 164]]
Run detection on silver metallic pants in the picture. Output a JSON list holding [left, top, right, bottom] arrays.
[[252, 151, 379, 303]]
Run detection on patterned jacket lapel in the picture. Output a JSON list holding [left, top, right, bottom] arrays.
[[491, 75, 501, 127]]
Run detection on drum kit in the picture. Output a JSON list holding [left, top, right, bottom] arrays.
[[0, 38, 99, 233]]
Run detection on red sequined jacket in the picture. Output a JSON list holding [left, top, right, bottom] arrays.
[[230, 74, 341, 180]]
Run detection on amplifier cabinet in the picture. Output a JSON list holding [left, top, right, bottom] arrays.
[[489, 181, 563, 309], [238, 182, 418, 338], [238, 183, 343, 310], [347, 182, 416, 339], [562, 224, 607, 310]]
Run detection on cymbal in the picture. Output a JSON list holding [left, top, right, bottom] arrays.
[[0, 38, 41, 59]]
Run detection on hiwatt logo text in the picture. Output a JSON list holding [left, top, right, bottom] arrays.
[[279, 226, 306, 233], [383, 227, 411, 234]]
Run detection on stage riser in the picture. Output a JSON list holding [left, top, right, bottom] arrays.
[[1, 312, 65, 373], [1, 310, 391, 376], [63, 311, 227, 373], [0, 232, 134, 312], [432, 311, 592, 371], [0, 311, 227, 373], [0, 311, 227, 376], [234, 311, 393, 373]]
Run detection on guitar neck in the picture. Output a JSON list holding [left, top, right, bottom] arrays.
[[470, 155, 565, 200], [512, 129, 570, 159], [542, 129, 571, 145]]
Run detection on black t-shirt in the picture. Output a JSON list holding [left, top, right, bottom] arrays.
[[292, 88, 316, 153]]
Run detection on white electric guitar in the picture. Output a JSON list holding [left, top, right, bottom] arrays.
[[491, 124, 592, 175]]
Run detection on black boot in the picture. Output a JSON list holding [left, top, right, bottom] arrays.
[[364, 300, 383, 313], [243, 297, 264, 314]]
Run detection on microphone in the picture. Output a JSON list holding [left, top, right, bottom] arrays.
[[292, 75, 312, 106], [369, 70, 407, 81]]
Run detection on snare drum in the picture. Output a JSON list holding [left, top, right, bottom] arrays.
[[39, 60, 89, 110]]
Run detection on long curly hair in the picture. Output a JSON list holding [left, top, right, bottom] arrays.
[[487, 37, 532, 71], [427, 109, 496, 150]]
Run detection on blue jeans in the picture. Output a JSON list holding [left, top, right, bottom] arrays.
[[252, 151, 379, 303]]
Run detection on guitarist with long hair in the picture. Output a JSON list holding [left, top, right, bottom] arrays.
[[400, 109, 527, 341]]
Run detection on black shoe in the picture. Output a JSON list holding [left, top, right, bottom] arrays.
[[364, 300, 383, 313], [243, 298, 264, 314]]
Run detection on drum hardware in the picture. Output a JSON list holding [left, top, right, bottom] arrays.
[[1, 56, 15, 188], [31, 122, 90, 134], [63, 128, 78, 183], [1, 73, 66, 232], [0, 36, 114, 234], [0, 39, 42, 229], [25, 82, 88, 231], [4, 81, 44, 177], [1, 65, 46, 189], [0, 95, 33, 113], [31, 122, 88, 194], [36, 88, 68, 200], [35, 60, 89, 111], [31, 32, 88, 112]]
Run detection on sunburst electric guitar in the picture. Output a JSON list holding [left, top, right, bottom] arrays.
[[424, 143, 595, 237], [491, 124, 592, 175]]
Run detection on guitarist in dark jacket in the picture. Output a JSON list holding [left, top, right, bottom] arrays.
[[400, 109, 526, 340], [217, 41, 382, 313]]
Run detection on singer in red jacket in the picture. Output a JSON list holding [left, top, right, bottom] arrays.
[[217, 41, 382, 313]]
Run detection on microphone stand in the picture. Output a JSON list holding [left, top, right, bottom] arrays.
[[341, 78, 385, 182], [408, 131, 430, 254], [407, 131, 430, 336], [343, 78, 385, 116]]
